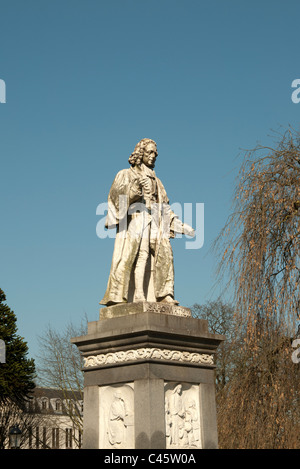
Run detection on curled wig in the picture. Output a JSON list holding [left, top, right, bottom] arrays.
[[128, 138, 157, 166]]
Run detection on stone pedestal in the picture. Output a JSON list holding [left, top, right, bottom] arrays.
[[71, 302, 224, 450]]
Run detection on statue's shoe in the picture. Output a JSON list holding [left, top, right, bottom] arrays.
[[159, 295, 179, 305]]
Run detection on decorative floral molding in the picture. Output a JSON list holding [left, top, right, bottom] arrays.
[[83, 348, 214, 368]]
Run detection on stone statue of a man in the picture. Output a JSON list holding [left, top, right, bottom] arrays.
[[100, 138, 194, 306]]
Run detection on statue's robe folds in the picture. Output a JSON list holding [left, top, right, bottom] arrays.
[[100, 166, 177, 306]]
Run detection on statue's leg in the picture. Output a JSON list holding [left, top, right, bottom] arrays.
[[134, 224, 150, 302], [155, 239, 178, 304]]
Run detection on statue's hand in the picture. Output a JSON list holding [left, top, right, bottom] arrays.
[[182, 223, 195, 237], [172, 218, 195, 237], [139, 176, 152, 197]]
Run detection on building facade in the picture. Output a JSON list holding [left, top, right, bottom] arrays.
[[4, 387, 84, 449]]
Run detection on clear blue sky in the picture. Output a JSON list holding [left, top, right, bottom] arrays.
[[1, 0, 300, 361]]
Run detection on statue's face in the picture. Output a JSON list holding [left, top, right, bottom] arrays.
[[142, 142, 157, 168]]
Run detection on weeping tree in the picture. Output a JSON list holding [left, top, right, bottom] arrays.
[[191, 300, 243, 393], [216, 127, 300, 330], [214, 127, 300, 448], [216, 316, 300, 449]]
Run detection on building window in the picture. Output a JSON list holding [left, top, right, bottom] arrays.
[[28, 426, 33, 449], [65, 428, 72, 449], [78, 430, 82, 449], [36, 427, 39, 449], [43, 427, 47, 449], [52, 428, 59, 449], [41, 398, 48, 411], [55, 399, 62, 412], [28, 399, 35, 412]]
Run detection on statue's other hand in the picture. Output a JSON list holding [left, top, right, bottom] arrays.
[[182, 223, 195, 237], [139, 176, 151, 196], [172, 218, 195, 237]]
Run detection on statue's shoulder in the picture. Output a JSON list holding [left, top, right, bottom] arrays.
[[155, 175, 164, 187], [109, 168, 136, 195], [113, 167, 134, 182]]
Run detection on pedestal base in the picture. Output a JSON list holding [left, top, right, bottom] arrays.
[[71, 303, 224, 449]]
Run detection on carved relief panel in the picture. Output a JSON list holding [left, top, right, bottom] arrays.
[[165, 383, 202, 449], [99, 383, 134, 449]]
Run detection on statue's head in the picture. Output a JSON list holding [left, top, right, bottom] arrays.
[[128, 138, 158, 168], [173, 384, 182, 394]]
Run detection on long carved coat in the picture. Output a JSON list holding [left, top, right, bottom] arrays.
[[107, 397, 127, 446], [100, 165, 176, 305]]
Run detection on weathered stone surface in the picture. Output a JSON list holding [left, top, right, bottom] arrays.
[[71, 306, 224, 449], [99, 301, 192, 320]]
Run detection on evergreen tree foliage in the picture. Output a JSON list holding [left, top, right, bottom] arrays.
[[0, 288, 36, 405]]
